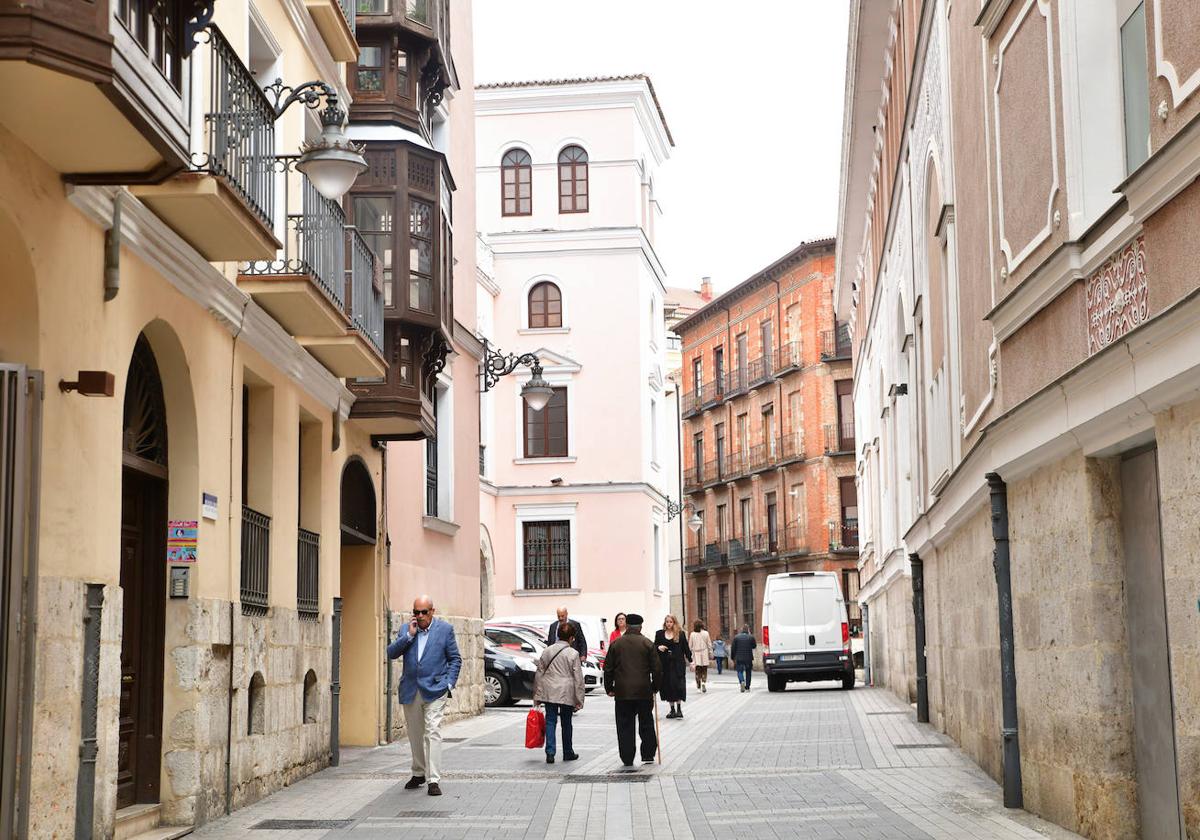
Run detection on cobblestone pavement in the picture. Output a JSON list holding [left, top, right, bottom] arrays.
[[193, 672, 1083, 839]]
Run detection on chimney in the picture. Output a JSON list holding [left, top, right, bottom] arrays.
[[700, 276, 713, 301]]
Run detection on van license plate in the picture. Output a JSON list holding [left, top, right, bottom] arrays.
[[781, 654, 805, 662]]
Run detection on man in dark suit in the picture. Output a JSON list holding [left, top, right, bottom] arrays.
[[603, 613, 662, 766], [730, 625, 757, 692], [387, 595, 462, 796], [546, 606, 588, 659]]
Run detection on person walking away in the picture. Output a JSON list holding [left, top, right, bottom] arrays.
[[654, 614, 691, 718], [713, 637, 727, 675], [546, 606, 589, 659], [387, 595, 462, 796], [730, 625, 757, 692], [688, 620, 712, 693], [534, 621, 585, 764], [609, 612, 627, 645], [603, 613, 662, 766]]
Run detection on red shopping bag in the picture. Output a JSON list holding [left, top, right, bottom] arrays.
[[525, 707, 545, 749]]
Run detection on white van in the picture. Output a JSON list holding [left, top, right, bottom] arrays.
[[761, 572, 855, 692]]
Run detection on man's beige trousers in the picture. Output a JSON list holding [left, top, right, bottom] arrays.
[[403, 693, 447, 782]]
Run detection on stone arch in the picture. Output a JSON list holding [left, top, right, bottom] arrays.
[[339, 457, 376, 545], [0, 205, 39, 365]]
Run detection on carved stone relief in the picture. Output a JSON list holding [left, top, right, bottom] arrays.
[[1085, 236, 1149, 356]]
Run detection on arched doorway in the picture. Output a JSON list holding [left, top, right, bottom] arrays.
[[118, 336, 168, 808], [338, 458, 379, 747]]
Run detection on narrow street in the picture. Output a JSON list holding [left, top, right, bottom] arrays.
[[193, 673, 1081, 840]]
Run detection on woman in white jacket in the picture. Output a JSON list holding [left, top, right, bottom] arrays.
[[688, 620, 713, 692], [533, 622, 585, 764]]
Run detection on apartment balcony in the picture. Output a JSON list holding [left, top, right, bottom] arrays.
[[132, 25, 280, 261], [779, 523, 809, 557], [726, 538, 751, 565], [779, 431, 805, 464], [823, 421, 856, 455], [685, 544, 728, 574], [829, 519, 859, 553], [681, 378, 724, 417], [747, 354, 774, 388], [775, 340, 804, 374], [0, 0, 201, 179], [683, 463, 704, 494], [238, 159, 384, 379], [306, 0, 358, 62], [820, 323, 853, 361], [724, 449, 749, 481]]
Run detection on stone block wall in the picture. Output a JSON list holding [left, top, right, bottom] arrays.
[[1155, 395, 1200, 837], [385, 613, 484, 740], [864, 568, 915, 702], [1006, 454, 1137, 838]]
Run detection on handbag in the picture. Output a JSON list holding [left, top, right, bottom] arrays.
[[525, 707, 546, 749]]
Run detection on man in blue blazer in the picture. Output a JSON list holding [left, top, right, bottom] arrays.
[[387, 595, 462, 796]]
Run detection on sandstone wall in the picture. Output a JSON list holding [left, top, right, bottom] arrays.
[[1155, 395, 1200, 837], [864, 569, 915, 702]]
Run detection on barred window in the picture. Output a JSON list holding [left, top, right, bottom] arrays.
[[740, 580, 754, 632], [718, 583, 730, 638], [501, 149, 532, 216], [523, 521, 571, 590], [697, 586, 708, 628]]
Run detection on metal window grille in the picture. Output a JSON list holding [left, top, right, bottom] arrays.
[[241, 506, 271, 615], [478, 444, 486, 476], [718, 583, 730, 638], [198, 25, 275, 228], [696, 587, 708, 627], [297, 528, 320, 618], [522, 521, 571, 590], [425, 435, 438, 517]]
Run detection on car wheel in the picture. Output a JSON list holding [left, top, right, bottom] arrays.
[[484, 671, 509, 707], [767, 675, 786, 693], [841, 672, 855, 690]]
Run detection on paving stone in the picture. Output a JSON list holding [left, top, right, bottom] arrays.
[[191, 672, 1084, 840]]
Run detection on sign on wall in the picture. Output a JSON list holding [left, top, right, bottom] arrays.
[[1086, 236, 1148, 356], [167, 520, 198, 563]]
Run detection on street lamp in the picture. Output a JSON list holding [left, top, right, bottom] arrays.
[[265, 79, 367, 202], [666, 499, 704, 534], [481, 341, 554, 411]]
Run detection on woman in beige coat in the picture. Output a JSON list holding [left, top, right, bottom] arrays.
[[689, 620, 713, 692], [533, 622, 585, 763]]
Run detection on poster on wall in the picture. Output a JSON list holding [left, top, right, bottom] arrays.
[[167, 520, 198, 563]]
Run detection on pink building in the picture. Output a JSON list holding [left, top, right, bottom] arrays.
[[475, 76, 676, 638]]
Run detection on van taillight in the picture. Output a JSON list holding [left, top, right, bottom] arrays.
[[841, 622, 850, 650], [762, 626, 769, 653]]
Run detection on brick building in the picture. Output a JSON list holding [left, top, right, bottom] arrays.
[[675, 239, 857, 651]]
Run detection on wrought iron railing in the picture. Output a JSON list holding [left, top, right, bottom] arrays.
[[297, 528, 320, 617], [522, 536, 571, 590], [824, 421, 855, 454], [779, 431, 805, 463], [346, 226, 384, 356], [198, 25, 275, 228], [820, 323, 853, 360], [703, 458, 722, 486], [242, 156, 346, 307], [241, 505, 271, 615], [748, 354, 774, 387], [780, 523, 809, 555], [683, 464, 703, 492], [829, 519, 859, 551], [338, 0, 356, 36], [776, 341, 803, 371]]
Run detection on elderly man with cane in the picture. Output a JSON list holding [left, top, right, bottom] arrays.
[[602, 613, 662, 766]]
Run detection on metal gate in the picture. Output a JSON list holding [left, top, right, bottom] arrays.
[[1, 365, 42, 840]]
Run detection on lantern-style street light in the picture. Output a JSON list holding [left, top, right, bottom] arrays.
[[265, 79, 367, 202], [666, 499, 704, 534], [480, 340, 554, 411]]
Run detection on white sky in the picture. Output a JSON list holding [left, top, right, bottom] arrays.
[[472, 1, 851, 296]]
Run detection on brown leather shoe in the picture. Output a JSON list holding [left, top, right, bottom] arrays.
[[404, 776, 425, 790], [427, 782, 443, 796]]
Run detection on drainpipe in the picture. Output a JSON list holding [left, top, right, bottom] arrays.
[[224, 301, 249, 816], [330, 596, 342, 766], [861, 603, 872, 685], [910, 553, 929, 723], [674, 384, 686, 625], [986, 472, 1023, 809], [73, 584, 104, 840], [380, 442, 392, 744], [103, 192, 121, 302]]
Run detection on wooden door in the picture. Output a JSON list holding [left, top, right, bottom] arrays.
[[117, 468, 166, 808]]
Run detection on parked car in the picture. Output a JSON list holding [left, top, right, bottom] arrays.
[[761, 571, 856, 692], [483, 638, 536, 707], [485, 621, 602, 692], [493, 613, 609, 655]]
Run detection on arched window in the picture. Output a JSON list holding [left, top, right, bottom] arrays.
[[558, 145, 588, 213], [501, 149, 532, 216], [528, 281, 562, 329]]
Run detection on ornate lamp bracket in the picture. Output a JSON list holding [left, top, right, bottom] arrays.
[[481, 341, 543, 392], [264, 78, 345, 124]]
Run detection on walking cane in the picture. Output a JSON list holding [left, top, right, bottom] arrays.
[[653, 692, 662, 765]]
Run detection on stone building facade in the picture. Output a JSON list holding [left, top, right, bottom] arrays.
[[0, 1, 479, 838], [675, 240, 859, 657], [838, 0, 1200, 837]]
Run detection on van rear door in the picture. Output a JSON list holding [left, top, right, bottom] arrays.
[[802, 575, 842, 653], [766, 577, 809, 654]]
